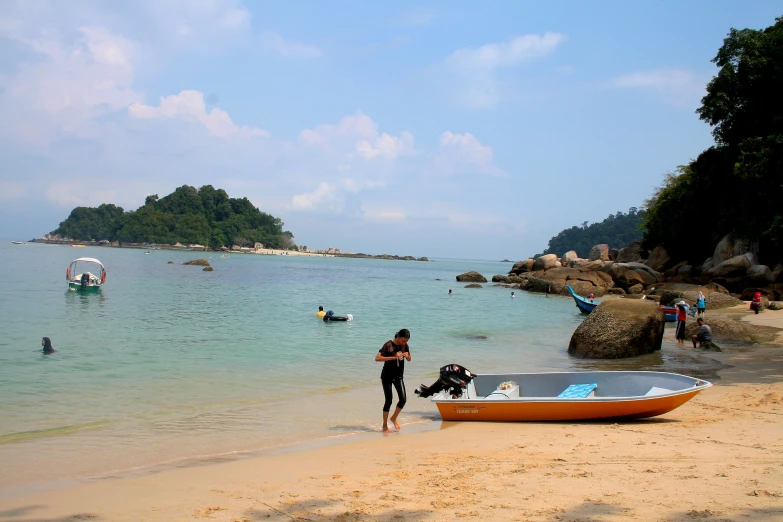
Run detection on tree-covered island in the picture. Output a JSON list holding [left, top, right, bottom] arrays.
[[50, 185, 296, 250]]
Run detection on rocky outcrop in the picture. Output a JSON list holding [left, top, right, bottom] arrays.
[[740, 287, 782, 302], [203, 266, 213, 272], [464, 283, 483, 288], [533, 254, 558, 271], [615, 242, 644, 263], [491, 275, 509, 283], [708, 254, 751, 278], [712, 234, 735, 266], [589, 244, 610, 261], [568, 300, 665, 359], [745, 265, 774, 285], [769, 301, 783, 311], [645, 245, 671, 272], [684, 318, 775, 344], [561, 251, 578, 266], [456, 271, 487, 283], [510, 259, 535, 274], [184, 258, 210, 266]]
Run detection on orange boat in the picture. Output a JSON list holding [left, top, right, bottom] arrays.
[[421, 370, 711, 422]]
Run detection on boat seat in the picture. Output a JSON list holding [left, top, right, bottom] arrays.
[[557, 383, 597, 399], [644, 386, 672, 396]]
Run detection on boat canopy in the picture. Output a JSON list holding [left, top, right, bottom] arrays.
[[71, 257, 105, 269]]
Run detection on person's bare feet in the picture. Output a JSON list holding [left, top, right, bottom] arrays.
[[382, 425, 392, 434], [391, 418, 401, 431]]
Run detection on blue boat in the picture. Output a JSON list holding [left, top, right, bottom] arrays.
[[566, 285, 598, 314], [661, 306, 677, 322]]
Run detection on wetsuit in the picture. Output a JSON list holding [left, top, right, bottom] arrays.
[[379, 340, 409, 412]]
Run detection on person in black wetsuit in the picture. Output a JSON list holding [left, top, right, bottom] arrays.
[[41, 337, 55, 354], [375, 329, 411, 434]]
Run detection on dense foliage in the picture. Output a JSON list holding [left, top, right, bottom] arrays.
[[644, 16, 783, 265], [52, 185, 295, 250], [536, 208, 647, 258]]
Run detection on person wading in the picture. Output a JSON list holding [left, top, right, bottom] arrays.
[[375, 329, 411, 434]]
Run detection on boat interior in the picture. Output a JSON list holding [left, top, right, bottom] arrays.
[[437, 372, 706, 401]]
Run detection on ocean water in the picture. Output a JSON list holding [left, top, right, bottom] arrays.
[[0, 242, 721, 494]]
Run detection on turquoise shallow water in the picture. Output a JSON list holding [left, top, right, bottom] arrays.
[[0, 242, 721, 492]]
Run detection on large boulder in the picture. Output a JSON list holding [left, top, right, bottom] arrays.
[[610, 248, 619, 261], [464, 283, 483, 288], [745, 265, 775, 286], [712, 234, 734, 266], [456, 271, 487, 283], [773, 264, 783, 283], [645, 245, 671, 272], [561, 251, 578, 266], [510, 259, 535, 274], [740, 287, 782, 302], [684, 318, 775, 344], [568, 300, 665, 359], [615, 242, 644, 263], [491, 274, 509, 283], [708, 254, 751, 278], [533, 254, 558, 271], [589, 244, 610, 262]]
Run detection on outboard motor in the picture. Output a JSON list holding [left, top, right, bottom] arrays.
[[415, 364, 476, 399], [80, 272, 89, 291]]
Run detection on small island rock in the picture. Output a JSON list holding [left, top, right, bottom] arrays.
[[464, 283, 483, 288], [456, 271, 488, 283], [203, 266, 214, 272], [184, 258, 211, 267]]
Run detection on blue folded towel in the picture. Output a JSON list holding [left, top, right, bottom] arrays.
[[557, 383, 597, 398]]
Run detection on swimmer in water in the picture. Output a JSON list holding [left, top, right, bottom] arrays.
[[41, 337, 55, 354], [316, 305, 326, 318], [448, 289, 452, 295], [511, 291, 515, 298]]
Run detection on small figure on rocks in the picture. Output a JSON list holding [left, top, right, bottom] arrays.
[[696, 291, 706, 318], [692, 318, 716, 349], [750, 291, 762, 314], [675, 301, 689, 344]]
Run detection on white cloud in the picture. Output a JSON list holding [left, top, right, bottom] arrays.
[[435, 131, 506, 177], [0, 25, 141, 146], [441, 32, 567, 108], [300, 111, 414, 161], [260, 32, 322, 59], [129, 90, 269, 139], [446, 32, 566, 71], [609, 69, 706, 109], [362, 206, 406, 223], [291, 182, 343, 212]]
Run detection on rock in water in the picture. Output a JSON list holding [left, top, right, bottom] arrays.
[[456, 271, 487, 283], [203, 266, 214, 272], [184, 258, 211, 267], [568, 300, 665, 359], [168, 261, 174, 264], [464, 283, 483, 288]]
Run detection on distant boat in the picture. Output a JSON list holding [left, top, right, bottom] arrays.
[[11, 241, 25, 245], [67, 257, 106, 293], [566, 285, 598, 314], [144, 251, 151, 255], [71, 244, 85, 248]]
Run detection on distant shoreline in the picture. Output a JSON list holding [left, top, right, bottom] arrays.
[[26, 239, 429, 260]]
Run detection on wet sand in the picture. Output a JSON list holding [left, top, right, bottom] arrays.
[[2, 309, 782, 521]]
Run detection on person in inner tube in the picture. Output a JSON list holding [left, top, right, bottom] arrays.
[[375, 329, 411, 435]]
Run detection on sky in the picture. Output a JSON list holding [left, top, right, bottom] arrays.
[[1, 1, 781, 259]]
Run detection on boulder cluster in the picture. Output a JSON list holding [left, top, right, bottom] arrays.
[[492, 235, 783, 302]]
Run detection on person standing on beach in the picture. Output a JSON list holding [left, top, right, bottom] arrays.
[[696, 291, 706, 318], [375, 329, 411, 434], [675, 301, 688, 344]]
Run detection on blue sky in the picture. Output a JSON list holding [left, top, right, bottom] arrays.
[[1, 1, 781, 259]]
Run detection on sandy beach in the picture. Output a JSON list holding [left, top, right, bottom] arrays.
[[3, 308, 782, 521]]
